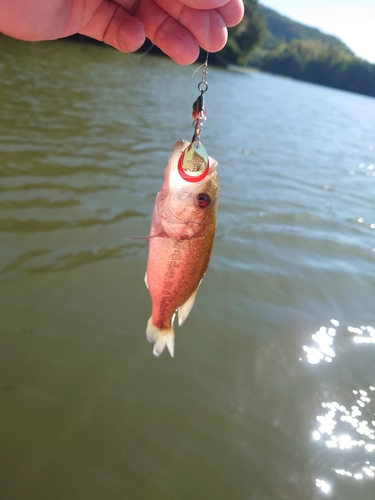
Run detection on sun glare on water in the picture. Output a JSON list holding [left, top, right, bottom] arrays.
[[302, 319, 375, 494]]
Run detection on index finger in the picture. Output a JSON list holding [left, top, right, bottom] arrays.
[[179, 0, 231, 8], [217, 0, 244, 27], [180, 0, 244, 26]]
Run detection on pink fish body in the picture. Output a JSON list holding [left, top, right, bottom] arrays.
[[145, 140, 219, 357]]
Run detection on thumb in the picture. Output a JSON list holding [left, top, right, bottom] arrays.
[[80, 2, 145, 53]]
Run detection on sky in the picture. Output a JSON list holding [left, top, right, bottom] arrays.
[[262, 0, 375, 63]]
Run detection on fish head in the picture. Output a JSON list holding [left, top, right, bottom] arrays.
[[158, 140, 219, 238]]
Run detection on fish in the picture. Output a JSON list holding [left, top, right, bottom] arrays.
[[145, 139, 219, 357]]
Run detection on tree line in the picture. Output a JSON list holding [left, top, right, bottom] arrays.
[[212, 1, 375, 99]]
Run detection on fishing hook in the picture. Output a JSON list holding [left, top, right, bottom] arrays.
[[179, 53, 210, 183]]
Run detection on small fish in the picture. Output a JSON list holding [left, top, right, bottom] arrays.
[[145, 140, 219, 357]]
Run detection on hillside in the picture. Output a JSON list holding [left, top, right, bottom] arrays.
[[257, 4, 353, 55], [245, 3, 375, 98]]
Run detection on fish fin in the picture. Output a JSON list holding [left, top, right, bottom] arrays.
[[177, 290, 198, 326], [146, 318, 175, 358], [144, 272, 148, 289]]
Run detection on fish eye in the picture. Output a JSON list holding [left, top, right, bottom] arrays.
[[195, 193, 211, 208]]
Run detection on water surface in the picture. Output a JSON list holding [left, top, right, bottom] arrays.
[[1, 35, 375, 500]]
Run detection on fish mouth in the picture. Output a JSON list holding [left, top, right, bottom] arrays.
[[176, 139, 190, 150]]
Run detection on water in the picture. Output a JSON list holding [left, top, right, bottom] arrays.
[[1, 35, 375, 500]]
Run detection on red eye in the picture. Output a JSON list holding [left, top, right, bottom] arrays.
[[196, 193, 211, 208]]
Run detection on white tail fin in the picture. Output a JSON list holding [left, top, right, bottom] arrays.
[[146, 318, 175, 357]]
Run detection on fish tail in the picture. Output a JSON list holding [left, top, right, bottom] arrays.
[[146, 318, 175, 358]]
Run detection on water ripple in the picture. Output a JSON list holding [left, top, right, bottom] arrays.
[[0, 210, 144, 233]]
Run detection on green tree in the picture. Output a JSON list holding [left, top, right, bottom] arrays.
[[251, 38, 375, 98], [210, 0, 266, 66]]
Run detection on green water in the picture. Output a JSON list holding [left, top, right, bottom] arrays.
[[1, 35, 375, 500]]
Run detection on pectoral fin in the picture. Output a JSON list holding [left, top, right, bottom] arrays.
[[144, 272, 148, 289], [177, 290, 198, 326]]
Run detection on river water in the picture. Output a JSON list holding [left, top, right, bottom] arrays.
[[1, 35, 375, 500]]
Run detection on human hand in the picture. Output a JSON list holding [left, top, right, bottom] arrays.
[[0, 0, 244, 64]]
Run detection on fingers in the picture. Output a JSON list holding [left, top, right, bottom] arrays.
[[129, 0, 199, 64], [178, 0, 230, 8], [133, 0, 229, 64], [80, 2, 145, 53], [178, 0, 244, 27], [150, 16, 201, 65], [77, 0, 244, 64], [158, 1, 228, 51], [217, 0, 244, 27], [175, 7, 228, 53]]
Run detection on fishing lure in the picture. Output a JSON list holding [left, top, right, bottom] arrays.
[[178, 57, 210, 182]]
